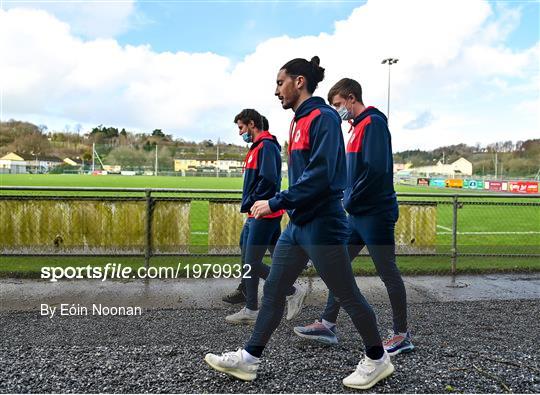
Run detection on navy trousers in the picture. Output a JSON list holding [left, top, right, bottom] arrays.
[[245, 208, 382, 356], [240, 217, 294, 310], [321, 206, 408, 333]]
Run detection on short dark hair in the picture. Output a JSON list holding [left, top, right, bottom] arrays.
[[280, 56, 325, 94], [327, 78, 363, 104], [261, 116, 269, 131], [233, 109, 263, 130]]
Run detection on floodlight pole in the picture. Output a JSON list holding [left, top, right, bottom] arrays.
[[216, 138, 220, 178], [155, 144, 158, 176], [381, 57, 399, 123]]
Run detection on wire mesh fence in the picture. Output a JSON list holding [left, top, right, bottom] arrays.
[[1, 187, 538, 271]]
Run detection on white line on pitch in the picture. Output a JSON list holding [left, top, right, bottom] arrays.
[[437, 231, 540, 235], [436, 224, 453, 232]]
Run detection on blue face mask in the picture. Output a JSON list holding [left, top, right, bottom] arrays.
[[242, 132, 252, 143], [337, 105, 353, 121]]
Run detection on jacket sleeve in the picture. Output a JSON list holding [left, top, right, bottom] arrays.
[[268, 114, 340, 211], [246, 142, 280, 207], [353, 117, 392, 194]]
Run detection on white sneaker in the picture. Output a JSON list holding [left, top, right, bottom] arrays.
[[286, 284, 307, 321], [204, 349, 259, 381], [343, 351, 394, 389], [225, 307, 258, 324]]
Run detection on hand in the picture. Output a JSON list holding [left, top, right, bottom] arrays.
[[251, 200, 272, 219]]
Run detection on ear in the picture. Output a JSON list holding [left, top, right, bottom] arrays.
[[248, 120, 255, 128], [296, 75, 305, 90]]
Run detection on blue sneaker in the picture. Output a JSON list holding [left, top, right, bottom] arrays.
[[383, 332, 414, 355], [293, 320, 338, 345]]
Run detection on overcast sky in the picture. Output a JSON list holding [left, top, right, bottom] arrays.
[[1, 0, 538, 151]]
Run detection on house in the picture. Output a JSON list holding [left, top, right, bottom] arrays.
[[0, 152, 30, 173], [103, 165, 121, 173], [216, 160, 243, 171], [63, 157, 83, 166], [393, 162, 411, 173], [408, 157, 473, 177], [174, 159, 201, 172], [0, 152, 63, 174], [174, 159, 243, 172]]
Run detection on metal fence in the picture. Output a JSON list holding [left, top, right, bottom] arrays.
[[1, 187, 539, 273]]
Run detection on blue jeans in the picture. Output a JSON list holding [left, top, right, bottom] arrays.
[[240, 217, 294, 311], [321, 206, 408, 333], [246, 208, 382, 356]]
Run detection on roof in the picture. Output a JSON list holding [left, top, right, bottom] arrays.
[[36, 155, 63, 162], [3, 152, 63, 162]]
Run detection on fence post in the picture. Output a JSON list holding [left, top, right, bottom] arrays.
[[144, 189, 153, 270], [451, 194, 459, 275]]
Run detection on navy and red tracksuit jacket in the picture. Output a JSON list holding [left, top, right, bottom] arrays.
[[268, 97, 347, 225], [241, 131, 284, 219], [344, 106, 397, 216]]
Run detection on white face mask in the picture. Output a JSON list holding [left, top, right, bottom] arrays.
[[337, 105, 353, 121]]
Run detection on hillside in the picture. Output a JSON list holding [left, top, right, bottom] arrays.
[[1, 120, 538, 177], [393, 141, 540, 178], [0, 121, 250, 171]]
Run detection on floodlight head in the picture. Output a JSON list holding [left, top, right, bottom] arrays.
[[382, 57, 399, 65]]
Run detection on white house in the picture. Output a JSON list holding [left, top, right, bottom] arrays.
[[409, 157, 473, 177], [174, 158, 243, 172], [216, 160, 243, 171], [393, 162, 410, 173], [0, 152, 63, 174]]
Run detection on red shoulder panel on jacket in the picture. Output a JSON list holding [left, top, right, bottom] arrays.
[[347, 116, 371, 153], [244, 143, 263, 170], [289, 109, 321, 152]]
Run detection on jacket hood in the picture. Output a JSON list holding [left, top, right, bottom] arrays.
[[353, 106, 387, 126], [250, 131, 281, 151], [294, 96, 336, 121]]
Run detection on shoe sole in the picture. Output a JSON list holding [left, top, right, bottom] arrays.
[[204, 355, 256, 382], [222, 298, 247, 305], [386, 344, 415, 356], [293, 328, 338, 345], [286, 288, 308, 321], [343, 362, 394, 390], [222, 300, 246, 305], [225, 318, 257, 325]]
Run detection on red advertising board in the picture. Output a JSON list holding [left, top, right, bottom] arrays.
[[508, 181, 539, 194], [487, 181, 505, 191], [417, 177, 430, 186]]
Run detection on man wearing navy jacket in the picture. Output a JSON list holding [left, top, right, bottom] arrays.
[[205, 58, 394, 390], [224, 109, 307, 324], [294, 78, 413, 355]]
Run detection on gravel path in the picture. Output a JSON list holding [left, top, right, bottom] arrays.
[[1, 300, 539, 393]]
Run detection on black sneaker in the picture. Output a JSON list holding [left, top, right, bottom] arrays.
[[222, 286, 246, 304]]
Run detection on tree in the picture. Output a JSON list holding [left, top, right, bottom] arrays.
[[152, 129, 165, 138], [106, 146, 151, 169]]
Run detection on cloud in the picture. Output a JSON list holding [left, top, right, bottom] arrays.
[[404, 111, 436, 130], [1, 0, 538, 151], [3, 0, 139, 38]]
